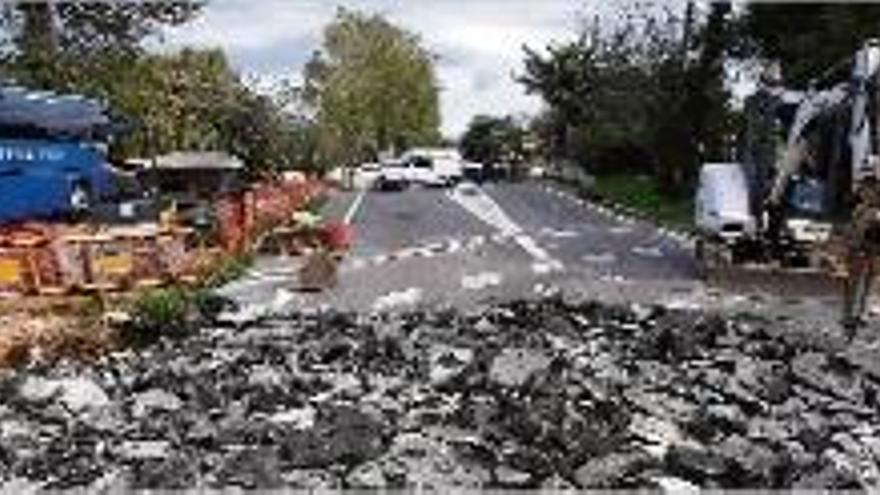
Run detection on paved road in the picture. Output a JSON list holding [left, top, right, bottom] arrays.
[[219, 180, 715, 315], [220, 179, 865, 336]]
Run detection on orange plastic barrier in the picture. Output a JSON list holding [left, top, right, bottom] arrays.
[[0, 177, 328, 296], [322, 222, 354, 252]]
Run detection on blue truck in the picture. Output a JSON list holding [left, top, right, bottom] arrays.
[[0, 85, 123, 224]]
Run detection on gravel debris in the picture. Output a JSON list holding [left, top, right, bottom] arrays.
[[1, 296, 879, 489]]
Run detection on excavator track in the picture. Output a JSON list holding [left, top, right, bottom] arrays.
[[704, 265, 845, 298], [697, 238, 847, 298]]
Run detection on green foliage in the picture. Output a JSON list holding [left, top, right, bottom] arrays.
[[124, 284, 233, 346], [201, 254, 254, 289], [592, 174, 693, 228], [460, 115, 528, 164], [520, 3, 736, 192], [738, 4, 880, 86], [125, 287, 192, 345], [0, 2, 203, 87], [305, 195, 328, 215], [191, 288, 233, 322], [304, 8, 442, 166], [0, 3, 318, 176]]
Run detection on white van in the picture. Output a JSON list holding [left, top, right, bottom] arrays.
[[695, 162, 756, 241]]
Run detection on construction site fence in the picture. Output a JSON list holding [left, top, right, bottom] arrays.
[[0, 177, 326, 297]]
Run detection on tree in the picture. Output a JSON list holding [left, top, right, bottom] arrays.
[[304, 9, 441, 166], [101, 48, 311, 176], [519, 3, 736, 192], [0, 2, 203, 89], [0, 3, 318, 175], [460, 115, 525, 165], [738, 4, 880, 86]]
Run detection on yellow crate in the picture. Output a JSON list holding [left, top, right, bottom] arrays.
[[94, 254, 134, 277], [0, 258, 22, 285]]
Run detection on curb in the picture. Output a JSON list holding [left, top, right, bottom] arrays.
[[539, 179, 698, 248]]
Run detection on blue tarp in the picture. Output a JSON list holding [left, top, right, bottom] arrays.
[[0, 84, 119, 138]]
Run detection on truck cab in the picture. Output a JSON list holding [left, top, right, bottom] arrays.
[[0, 85, 123, 223], [0, 137, 118, 222]]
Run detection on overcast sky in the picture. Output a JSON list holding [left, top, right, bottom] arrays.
[[159, 0, 601, 138]]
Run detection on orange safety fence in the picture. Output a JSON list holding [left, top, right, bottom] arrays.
[[0, 177, 327, 297], [217, 177, 325, 255]]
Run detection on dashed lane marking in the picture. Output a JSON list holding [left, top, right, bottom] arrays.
[[632, 245, 665, 258], [339, 227, 568, 275], [608, 225, 634, 235], [343, 188, 368, 225], [461, 271, 503, 291], [539, 182, 697, 250], [582, 252, 617, 264], [372, 287, 423, 312], [540, 227, 580, 239]]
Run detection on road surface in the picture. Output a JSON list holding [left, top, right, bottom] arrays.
[[222, 180, 699, 308], [219, 180, 848, 333]]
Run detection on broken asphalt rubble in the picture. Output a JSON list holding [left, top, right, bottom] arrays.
[[2, 296, 880, 490]]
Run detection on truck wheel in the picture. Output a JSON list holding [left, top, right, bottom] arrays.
[[69, 181, 93, 215]]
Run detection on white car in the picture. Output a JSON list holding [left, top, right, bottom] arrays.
[[324, 167, 345, 185], [353, 162, 382, 189], [401, 148, 464, 186], [407, 155, 447, 187], [376, 160, 410, 191]]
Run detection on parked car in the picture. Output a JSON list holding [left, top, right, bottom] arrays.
[[376, 159, 410, 191], [406, 154, 446, 187], [463, 161, 484, 182], [400, 148, 464, 186], [353, 162, 382, 189]]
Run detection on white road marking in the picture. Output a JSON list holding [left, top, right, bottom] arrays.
[[608, 225, 633, 235], [600, 274, 629, 284], [446, 238, 463, 253], [582, 252, 617, 264], [461, 272, 502, 290], [271, 288, 296, 311], [540, 227, 579, 239], [393, 247, 421, 260], [347, 257, 368, 270], [532, 260, 564, 274], [372, 287, 423, 312], [415, 247, 436, 258], [533, 283, 561, 297], [448, 185, 564, 272], [632, 245, 664, 258], [466, 236, 486, 249], [228, 273, 291, 287], [343, 189, 368, 225]]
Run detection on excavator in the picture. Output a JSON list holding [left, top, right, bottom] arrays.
[[694, 39, 880, 332]]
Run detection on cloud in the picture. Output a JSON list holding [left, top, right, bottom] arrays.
[[160, 0, 588, 137]]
